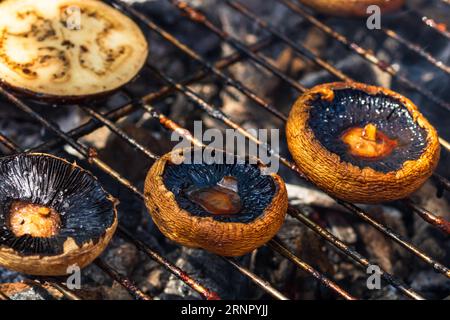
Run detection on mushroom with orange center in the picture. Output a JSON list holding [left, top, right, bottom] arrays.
[[298, 0, 405, 17], [0, 153, 118, 276], [144, 148, 288, 257], [286, 82, 440, 203]]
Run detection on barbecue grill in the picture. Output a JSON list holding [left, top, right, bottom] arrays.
[[0, 0, 449, 300]]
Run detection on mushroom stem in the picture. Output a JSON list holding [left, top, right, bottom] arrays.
[[362, 123, 377, 142]]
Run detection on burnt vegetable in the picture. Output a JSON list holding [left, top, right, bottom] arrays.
[[0, 153, 118, 276], [286, 82, 440, 203], [0, 0, 148, 102], [144, 148, 288, 257]]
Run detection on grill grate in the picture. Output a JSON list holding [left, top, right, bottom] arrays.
[[0, 0, 448, 300]]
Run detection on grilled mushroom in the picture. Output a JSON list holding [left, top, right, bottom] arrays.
[[144, 148, 288, 257], [298, 0, 405, 17], [0, 153, 118, 276], [286, 82, 440, 203], [0, 0, 148, 102]]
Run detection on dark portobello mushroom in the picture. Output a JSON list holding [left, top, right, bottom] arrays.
[[298, 0, 405, 17], [0, 0, 148, 103], [286, 82, 440, 203], [144, 148, 288, 257], [0, 153, 118, 276]]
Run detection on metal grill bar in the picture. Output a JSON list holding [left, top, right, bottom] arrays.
[[153, 0, 450, 236], [275, 0, 450, 112], [439, 138, 450, 152], [382, 28, 450, 74], [337, 200, 450, 278], [0, 94, 300, 300], [421, 16, 450, 40], [268, 238, 357, 300], [403, 199, 450, 235], [117, 226, 221, 300], [0, 290, 9, 300], [166, 0, 307, 93], [27, 279, 82, 301], [223, 258, 290, 300], [94, 259, 152, 300], [41, 280, 83, 300], [287, 206, 425, 300]]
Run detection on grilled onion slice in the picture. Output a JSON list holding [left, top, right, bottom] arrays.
[[0, 0, 148, 101]]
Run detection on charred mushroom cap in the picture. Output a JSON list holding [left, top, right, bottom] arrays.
[[0, 0, 148, 102], [0, 153, 118, 276], [298, 0, 405, 17], [286, 82, 440, 203], [144, 148, 288, 257]]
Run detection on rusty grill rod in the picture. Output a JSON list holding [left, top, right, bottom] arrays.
[[94, 259, 152, 300], [268, 238, 357, 300], [287, 206, 425, 300], [275, 0, 450, 112], [224, 0, 353, 82], [403, 199, 450, 235], [117, 226, 221, 300], [165, 0, 307, 93], [382, 28, 450, 74], [223, 258, 290, 300]]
